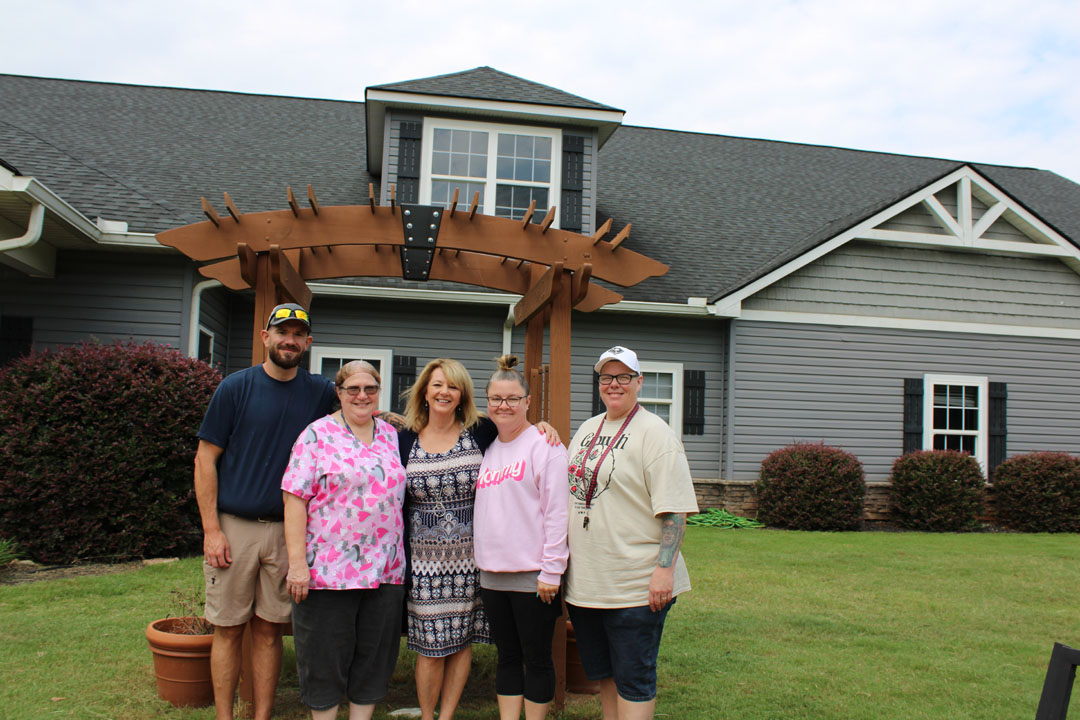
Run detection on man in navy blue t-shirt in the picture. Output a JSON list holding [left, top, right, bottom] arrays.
[[195, 303, 336, 720]]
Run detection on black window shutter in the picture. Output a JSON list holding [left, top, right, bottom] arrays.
[[591, 373, 603, 416], [988, 382, 1007, 480], [683, 369, 705, 435], [398, 121, 422, 204], [561, 135, 584, 232], [0, 316, 33, 366], [392, 355, 417, 414], [903, 378, 923, 454]]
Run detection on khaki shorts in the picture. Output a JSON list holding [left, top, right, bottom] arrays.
[[204, 513, 291, 627]]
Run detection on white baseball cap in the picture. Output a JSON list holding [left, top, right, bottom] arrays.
[[594, 346, 641, 374]]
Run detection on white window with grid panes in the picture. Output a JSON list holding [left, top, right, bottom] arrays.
[[309, 347, 393, 412], [419, 118, 561, 226], [922, 374, 988, 471], [638, 361, 682, 436]]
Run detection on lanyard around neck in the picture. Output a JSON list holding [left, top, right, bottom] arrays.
[[579, 404, 640, 513]]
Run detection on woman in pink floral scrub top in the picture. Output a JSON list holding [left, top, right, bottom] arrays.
[[282, 360, 406, 720]]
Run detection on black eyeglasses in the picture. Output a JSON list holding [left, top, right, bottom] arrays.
[[487, 396, 525, 408], [339, 384, 380, 397], [598, 373, 638, 386]]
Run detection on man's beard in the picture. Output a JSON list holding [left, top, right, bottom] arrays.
[[268, 343, 303, 369]]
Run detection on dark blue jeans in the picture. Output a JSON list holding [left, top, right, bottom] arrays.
[[567, 600, 674, 702]]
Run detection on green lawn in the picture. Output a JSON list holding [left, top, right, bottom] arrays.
[[1, 529, 1076, 719]]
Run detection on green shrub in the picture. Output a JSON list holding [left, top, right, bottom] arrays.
[[993, 452, 1080, 532], [756, 442, 866, 530], [889, 450, 985, 531], [0, 341, 221, 563]]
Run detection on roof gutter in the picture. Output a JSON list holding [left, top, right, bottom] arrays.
[[0, 201, 45, 252], [308, 283, 727, 318]]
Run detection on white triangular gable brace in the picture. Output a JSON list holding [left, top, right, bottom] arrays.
[[711, 166, 1080, 330]]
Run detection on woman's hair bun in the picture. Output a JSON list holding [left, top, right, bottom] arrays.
[[496, 354, 520, 371]]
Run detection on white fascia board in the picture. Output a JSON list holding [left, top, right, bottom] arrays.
[[710, 165, 1080, 310], [2, 170, 173, 251], [365, 89, 626, 126], [98, 231, 171, 249], [310, 282, 520, 306], [365, 89, 625, 174], [2, 171, 99, 240], [739, 309, 1080, 340], [309, 282, 718, 317]]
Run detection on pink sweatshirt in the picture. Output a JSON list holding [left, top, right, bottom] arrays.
[[474, 426, 569, 586]]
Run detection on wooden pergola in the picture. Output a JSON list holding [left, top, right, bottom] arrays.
[[157, 184, 667, 712], [158, 184, 668, 440]]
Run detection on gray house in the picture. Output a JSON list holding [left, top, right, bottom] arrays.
[[3, 67, 1080, 512]]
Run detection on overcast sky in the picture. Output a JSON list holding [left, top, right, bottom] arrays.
[[6, 0, 1079, 183]]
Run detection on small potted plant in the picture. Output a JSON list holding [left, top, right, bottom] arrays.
[[145, 587, 214, 707]]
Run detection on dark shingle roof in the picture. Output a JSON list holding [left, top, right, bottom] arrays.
[[369, 66, 620, 112], [0, 75, 374, 234], [2, 72, 1078, 305]]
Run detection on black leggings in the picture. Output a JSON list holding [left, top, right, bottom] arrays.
[[481, 587, 563, 703]]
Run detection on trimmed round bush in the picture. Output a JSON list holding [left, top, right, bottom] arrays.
[[993, 452, 1080, 532], [889, 450, 985, 531], [756, 442, 866, 530], [0, 341, 221, 563]]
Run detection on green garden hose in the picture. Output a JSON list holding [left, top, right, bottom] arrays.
[[686, 508, 764, 529]]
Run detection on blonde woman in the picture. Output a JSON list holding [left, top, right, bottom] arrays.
[[397, 358, 559, 720]]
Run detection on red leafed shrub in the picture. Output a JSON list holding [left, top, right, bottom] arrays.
[[756, 443, 866, 531], [992, 452, 1080, 533], [0, 341, 221, 563], [889, 450, 985, 531]]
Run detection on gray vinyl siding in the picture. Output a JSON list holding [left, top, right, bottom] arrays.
[[742, 241, 1080, 329], [730, 320, 1080, 482], [509, 313, 725, 479], [198, 285, 231, 371], [0, 250, 189, 350], [298, 297, 508, 390], [225, 296, 254, 375]]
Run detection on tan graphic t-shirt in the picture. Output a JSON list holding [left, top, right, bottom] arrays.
[[565, 407, 699, 608]]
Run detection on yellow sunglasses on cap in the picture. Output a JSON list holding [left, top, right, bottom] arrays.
[[273, 307, 309, 322]]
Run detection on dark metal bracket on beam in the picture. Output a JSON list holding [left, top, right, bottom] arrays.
[[399, 204, 443, 280]]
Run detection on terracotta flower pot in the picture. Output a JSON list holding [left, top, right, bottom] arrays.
[[145, 618, 214, 707]]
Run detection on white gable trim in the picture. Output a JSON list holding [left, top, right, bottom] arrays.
[[736, 309, 1080, 340], [711, 166, 1080, 316]]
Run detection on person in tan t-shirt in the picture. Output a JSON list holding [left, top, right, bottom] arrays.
[[565, 346, 698, 720]]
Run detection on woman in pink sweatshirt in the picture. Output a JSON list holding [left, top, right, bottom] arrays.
[[474, 354, 569, 720]]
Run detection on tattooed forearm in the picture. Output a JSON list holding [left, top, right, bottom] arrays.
[[657, 513, 686, 568]]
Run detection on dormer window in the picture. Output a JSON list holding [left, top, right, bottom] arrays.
[[420, 118, 561, 226]]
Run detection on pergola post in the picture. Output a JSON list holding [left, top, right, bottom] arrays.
[[249, 253, 275, 367]]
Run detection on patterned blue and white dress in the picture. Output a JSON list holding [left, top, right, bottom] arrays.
[[403, 428, 493, 656]]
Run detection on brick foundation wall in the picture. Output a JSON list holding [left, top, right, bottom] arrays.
[[693, 480, 999, 525]]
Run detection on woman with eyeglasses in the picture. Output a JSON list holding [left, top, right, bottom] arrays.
[[281, 360, 406, 720], [397, 357, 561, 720], [473, 355, 569, 720], [564, 346, 698, 720]]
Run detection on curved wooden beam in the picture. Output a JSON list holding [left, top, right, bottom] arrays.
[[198, 248, 622, 311], [160, 206, 667, 287]]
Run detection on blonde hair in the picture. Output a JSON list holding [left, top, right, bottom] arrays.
[[486, 354, 530, 395], [335, 360, 382, 388], [403, 358, 481, 432]]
